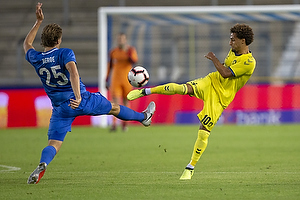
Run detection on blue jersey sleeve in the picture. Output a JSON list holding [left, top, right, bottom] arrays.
[[25, 48, 41, 67], [25, 48, 34, 63], [61, 49, 76, 66]]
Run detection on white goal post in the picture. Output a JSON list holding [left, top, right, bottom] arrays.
[[96, 4, 300, 127]]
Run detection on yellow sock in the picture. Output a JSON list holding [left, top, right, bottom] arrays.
[[150, 83, 187, 95], [190, 130, 210, 167]]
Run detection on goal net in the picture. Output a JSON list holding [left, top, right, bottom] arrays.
[[97, 5, 300, 126]]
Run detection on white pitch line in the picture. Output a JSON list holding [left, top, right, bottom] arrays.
[[0, 165, 21, 172]]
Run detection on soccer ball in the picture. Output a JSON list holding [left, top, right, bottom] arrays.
[[128, 66, 149, 87]]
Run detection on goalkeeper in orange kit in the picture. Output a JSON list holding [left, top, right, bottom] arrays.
[[106, 33, 138, 131], [127, 24, 256, 179]]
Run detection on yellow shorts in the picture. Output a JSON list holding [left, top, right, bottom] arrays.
[[187, 76, 225, 131]]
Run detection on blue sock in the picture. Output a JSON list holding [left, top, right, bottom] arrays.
[[116, 105, 145, 122], [40, 146, 56, 165]]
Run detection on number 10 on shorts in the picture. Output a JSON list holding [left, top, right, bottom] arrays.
[[201, 115, 214, 127]]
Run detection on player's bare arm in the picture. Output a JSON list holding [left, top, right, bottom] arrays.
[[23, 2, 44, 54], [205, 52, 233, 78], [66, 61, 82, 109]]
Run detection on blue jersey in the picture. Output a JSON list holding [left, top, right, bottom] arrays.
[[26, 48, 86, 106]]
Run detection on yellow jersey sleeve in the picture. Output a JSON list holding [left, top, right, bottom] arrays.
[[227, 51, 255, 78]]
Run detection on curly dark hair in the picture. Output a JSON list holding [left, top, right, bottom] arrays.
[[230, 23, 254, 46], [41, 23, 62, 47]]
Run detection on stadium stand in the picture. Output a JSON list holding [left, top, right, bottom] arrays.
[[0, 0, 298, 87]]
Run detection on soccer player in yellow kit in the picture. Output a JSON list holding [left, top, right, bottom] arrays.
[[127, 23, 256, 179], [106, 33, 138, 131]]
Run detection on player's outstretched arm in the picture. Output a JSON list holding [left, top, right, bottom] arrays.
[[23, 2, 44, 54], [205, 52, 233, 78]]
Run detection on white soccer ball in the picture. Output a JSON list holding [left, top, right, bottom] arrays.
[[128, 66, 149, 87]]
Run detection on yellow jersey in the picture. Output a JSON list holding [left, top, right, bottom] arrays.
[[208, 49, 256, 107]]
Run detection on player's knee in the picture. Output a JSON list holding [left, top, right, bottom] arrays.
[[109, 102, 120, 115], [186, 83, 194, 95]]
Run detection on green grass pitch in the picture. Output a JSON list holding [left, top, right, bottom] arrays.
[[1, 124, 300, 200]]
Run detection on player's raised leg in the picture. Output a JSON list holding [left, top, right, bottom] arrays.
[[127, 83, 188, 100], [140, 101, 156, 126], [110, 101, 156, 127]]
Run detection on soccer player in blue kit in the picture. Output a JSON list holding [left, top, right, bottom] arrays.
[[25, 3, 155, 184]]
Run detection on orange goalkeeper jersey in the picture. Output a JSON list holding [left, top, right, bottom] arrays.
[[107, 46, 138, 97]]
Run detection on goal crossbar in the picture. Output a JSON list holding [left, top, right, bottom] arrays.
[[98, 5, 300, 15]]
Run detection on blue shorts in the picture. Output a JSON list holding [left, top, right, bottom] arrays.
[[48, 91, 112, 141]]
